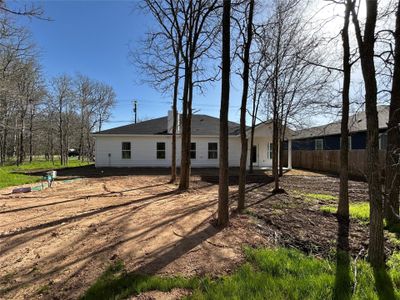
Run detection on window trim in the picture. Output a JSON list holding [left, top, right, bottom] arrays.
[[208, 142, 218, 159], [156, 142, 166, 159], [252, 145, 257, 163], [315, 139, 324, 150], [267, 143, 273, 160], [190, 142, 196, 159], [121, 142, 131, 159]]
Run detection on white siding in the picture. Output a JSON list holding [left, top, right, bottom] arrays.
[[95, 135, 242, 168]]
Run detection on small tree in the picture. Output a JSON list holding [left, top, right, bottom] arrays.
[[351, 0, 384, 269], [238, 0, 255, 212], [218, 0, 231, 227], [384, 0, 400, 228]]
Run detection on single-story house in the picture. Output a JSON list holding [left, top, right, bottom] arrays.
[[93, 111, 293, 169], [291, 105, 389, 150]]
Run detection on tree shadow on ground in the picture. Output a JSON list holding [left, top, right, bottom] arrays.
[[0, 185, 219, 298], [80, 222, 220, 300], [333, 215, 351, 300], [373, 267, 396, 300], [333, 214, 397, 300]]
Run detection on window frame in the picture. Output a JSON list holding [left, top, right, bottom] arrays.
[[208, 142, 218, 159], [252, 145, 257, 163], [156, 142, 166, 159], [267, 143, 273, 160], [121, 142, 131, 159], [190, 142, 196, 159], [315, 139, 324, 150]]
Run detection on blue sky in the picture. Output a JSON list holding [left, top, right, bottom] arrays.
[[18, 0, 244, 130]]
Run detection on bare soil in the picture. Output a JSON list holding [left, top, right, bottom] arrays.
[[0, 167, 397, 300], [0, 171, 267, 300]]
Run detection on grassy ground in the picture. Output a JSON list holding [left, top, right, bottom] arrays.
[[81, 247, 400, 300], [321, 202, 370, 223], [0, 158, 92, 189]]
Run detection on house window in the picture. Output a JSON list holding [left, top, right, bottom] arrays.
[[267, 143, 273, 160], [190, 142, 196, 159], [122, 142, 131, 159], [156, 142, 166, 159], [208, 142, 218, 159], [315, 139, 324, 150], [252, 145, 257, 163]]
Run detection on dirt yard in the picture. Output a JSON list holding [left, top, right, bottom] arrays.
[[0, 169, 267, 300], [0, 167, 396, 299]]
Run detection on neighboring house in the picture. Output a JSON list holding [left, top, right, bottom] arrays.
[[291, 105, 389, 151], [93, 111, 293, 169]]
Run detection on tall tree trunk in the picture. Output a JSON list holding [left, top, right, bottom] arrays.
[[338, 0, 351, 220], [272, 116, 279, 192], [352, 0, 384, 268], [334, 1, 352, 298], [238, 0, 255, 212], [272, 14, 282, 193], [218, 0, 231, 227], [1, 126, 8, 165], [384, 0, 400, 227], [278, 138, 284, 176], [178, 63, 191, 190], [29, 107, 34, 163], [59, 97, 64, 165], [18, 117, 25, 165], [171, 50, 180, 183]]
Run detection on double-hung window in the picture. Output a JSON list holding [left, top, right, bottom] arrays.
[[268, 143, 273, 160], [208, 142, 218, 159], [315, 139, 324, 150], [156, 142, 166, 159], [190, 143, 196, 159], [122, 142, 131, 159]]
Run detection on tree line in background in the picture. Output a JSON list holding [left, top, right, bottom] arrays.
[[0, 3, 116, 166], [138, 0, 400, 283]]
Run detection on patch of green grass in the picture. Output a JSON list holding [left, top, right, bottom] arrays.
[[83, 248, 400, 300], [304, 193, 338, 202], [321, 202, 370, 223], [81, 260, 200, 300], [0, 158, 92, 189]]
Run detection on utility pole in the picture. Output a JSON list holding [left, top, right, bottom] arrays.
[[133, 100, 137, 124]]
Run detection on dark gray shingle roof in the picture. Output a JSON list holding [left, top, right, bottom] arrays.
[[292, 105, 389, 140], [94, 114, 242, 136]]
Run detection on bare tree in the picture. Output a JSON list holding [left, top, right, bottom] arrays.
[[50, 74, 74, 165], [218, 0, 231, 227], [173, 0, 219, 191], [351, 0, 384, 268], [236, 0, 255, 212], [248, 27, 271, 173], [334, 0, 353, 298], [135, 0, 183, 183], [384, 0, 400, 228]]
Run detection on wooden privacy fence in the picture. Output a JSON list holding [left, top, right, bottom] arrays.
[[283, 150, 386, 178]]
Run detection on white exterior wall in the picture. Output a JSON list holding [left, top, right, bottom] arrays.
[[94, 122, 290, 169], [94, 135, 242, 168]]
